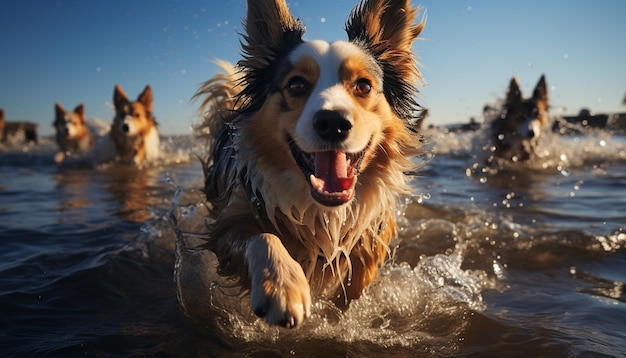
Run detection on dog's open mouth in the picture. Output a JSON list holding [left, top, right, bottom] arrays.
[[288, 136, 365, 207]]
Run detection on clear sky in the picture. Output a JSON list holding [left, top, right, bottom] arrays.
[[1, 0, 625, 136]]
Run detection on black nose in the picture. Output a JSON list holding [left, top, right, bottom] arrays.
[[64, 128, 69, 135], [528, 129, 535, 138], [313, 110, 352, 143], [122, 123, 129, 133]]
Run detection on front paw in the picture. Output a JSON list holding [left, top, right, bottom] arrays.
[[247, 235, 311, 328]]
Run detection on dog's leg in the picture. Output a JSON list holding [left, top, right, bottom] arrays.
[[245, 233, 311, 328]]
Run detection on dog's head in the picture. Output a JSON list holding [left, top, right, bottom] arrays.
[[236, 0, 424, 208], [492, 75, 549, 160], [54, 103, 86, 139], [112, 84, 155, 137]]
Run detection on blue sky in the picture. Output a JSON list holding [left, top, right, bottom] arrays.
[[1, 0, 625, 136]]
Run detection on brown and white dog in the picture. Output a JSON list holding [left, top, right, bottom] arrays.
[[192, 0, 425, 328], [53, 103, 95, 163], [490, 75, 549, 162], [0, 108, 39, 145], [110, 84, 160, 164]]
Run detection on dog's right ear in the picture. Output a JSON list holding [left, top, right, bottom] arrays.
[[113, 84, 128, 109], [55, 103, 65, 119], [506, 77, 522, 104], [242, 0, 304, 58]]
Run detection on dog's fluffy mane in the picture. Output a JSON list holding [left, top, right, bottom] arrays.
[[194, 0, 424, 301]]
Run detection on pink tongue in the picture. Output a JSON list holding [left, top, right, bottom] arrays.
[[314, 151, 353, 192]]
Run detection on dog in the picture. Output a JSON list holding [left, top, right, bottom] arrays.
[[193, 0, 425, 328], [110, 84, 160, 164], [53, 103, 95, 163], [0, 108, 39, 145], [489, 75, 549, 162]]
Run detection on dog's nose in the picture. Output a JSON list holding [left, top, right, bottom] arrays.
[[313, 110, 352, 143], [122, 123, 129, 133]]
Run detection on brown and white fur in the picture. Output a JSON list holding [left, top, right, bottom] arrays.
[[490, 75, 549, 162], [111, 84, 160, 164], [193, 0, 425, 328], [53, 103, 95, 163]]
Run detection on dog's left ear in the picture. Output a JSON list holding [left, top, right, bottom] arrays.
[[346, 0, 425, 121], [74, 104, 86, 123], [532, 75, 548, 104], [137, 85, 153, 114]]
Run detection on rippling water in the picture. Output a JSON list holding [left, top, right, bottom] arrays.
[[1, 127, 624, 357]]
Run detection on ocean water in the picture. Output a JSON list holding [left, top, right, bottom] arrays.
[[0, 125, 625, 357]]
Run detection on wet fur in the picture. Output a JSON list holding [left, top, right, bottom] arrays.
[[195, 0, 424, 328], [54, 103, 94, 163], [490, 75, 549, 162], [111, 84, 160, 164]]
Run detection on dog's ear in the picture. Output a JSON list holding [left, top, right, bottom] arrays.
[[55, 103, 65, 119], [0, 108, 3, 122], [239, 0, 305, 110], [137, 85, 153, 114], [114, 84, 128, 109], [346, 0, 425, 121], [74, 104, 86, 123], [532, 75, 548, 104], [242, 0, 304, 60], [506, 77, 522, 104]]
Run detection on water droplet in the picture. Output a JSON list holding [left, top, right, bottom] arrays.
[[479, 177, 487, 184]]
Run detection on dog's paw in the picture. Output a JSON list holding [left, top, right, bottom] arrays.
[[247, 235, 311, 328]]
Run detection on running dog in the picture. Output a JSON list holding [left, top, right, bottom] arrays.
[[110, 84, 160, 164], [490, 75, 549, 162], [192, 0, 425, 328], [53, 103, 94, 163]]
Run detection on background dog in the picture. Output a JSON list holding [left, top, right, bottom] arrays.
[[190, 0, 425, 328], [53, 103, 95, 163], [0, 108, 38, 145], [110, 84, 160, 164], [490, 75, 549, 162]]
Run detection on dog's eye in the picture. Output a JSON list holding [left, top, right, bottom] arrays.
[[287, 77, 309, 97], [355, 79, 372, 95]]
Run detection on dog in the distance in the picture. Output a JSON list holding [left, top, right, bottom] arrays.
[[0, 108, 39, 145], [489, 75, 549, 162], [53, 103, 95, 163], [110, 84, 160, 164], [189, 0, 425, 328]]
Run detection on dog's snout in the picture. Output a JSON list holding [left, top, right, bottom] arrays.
[[313, 110, 352, 143], [122, 123, 130, 133]]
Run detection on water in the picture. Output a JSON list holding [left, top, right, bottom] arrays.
[[1, 126, 625, 357]]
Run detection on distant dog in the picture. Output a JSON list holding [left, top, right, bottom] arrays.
[[54, 103, 95, 163], [490, 75, 549, 162], [192, 0, 425, 328], [0, 108, 38, 145], [110, 84, 160, 164]]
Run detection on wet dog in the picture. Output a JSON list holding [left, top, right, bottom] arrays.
[[0, 108, 38, 145], [193, 0, 425, 328], [110, 84, 160, 164], [490, 75, 549, 162], [53, 103, 95, 163]]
